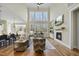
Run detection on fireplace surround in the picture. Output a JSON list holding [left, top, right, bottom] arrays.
[[56, 32, 62, 41]]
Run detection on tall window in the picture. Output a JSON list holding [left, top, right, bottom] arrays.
[[29, 11, 48, 32], [29, 11, 48, 21]]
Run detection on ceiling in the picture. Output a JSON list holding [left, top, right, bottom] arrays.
[[25, 3, 53, 8], [0, 3, 68, 24]]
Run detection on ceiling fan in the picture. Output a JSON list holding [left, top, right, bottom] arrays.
[[36, 3, 44, 10], [36, 3, 44, 6], [37, 3, 43, 5]]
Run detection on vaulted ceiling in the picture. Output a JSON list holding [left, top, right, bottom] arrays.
[[0, 3, 68, 24]]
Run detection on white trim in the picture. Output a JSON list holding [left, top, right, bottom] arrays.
[[55, 39, 71, 49], [69, 4, 79, 12]]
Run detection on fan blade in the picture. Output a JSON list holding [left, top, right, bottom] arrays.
[[37, 3, 44, 5]]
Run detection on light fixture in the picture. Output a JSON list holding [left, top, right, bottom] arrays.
[[37, 3, 44, 6], [36, 3, 44, 10]]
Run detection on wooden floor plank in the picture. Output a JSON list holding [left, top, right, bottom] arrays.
[[49, 38, 79, 56], [0, 38, 79, 56]]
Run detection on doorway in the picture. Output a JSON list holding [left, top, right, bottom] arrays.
[[72, 8, 79, 49]]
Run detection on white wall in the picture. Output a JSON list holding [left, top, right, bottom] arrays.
[[50, 4, 71, 48], [0, 4, 28, 34]]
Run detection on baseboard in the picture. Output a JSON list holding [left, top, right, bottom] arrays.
[[55, 39, 71, 49]]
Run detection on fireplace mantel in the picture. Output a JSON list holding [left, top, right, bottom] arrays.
[[55, 27, 66, 31]]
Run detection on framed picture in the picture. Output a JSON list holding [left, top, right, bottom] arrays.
[[55, 14, 64, 26]]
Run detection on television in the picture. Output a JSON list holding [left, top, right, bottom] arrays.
[[55, 15, 64, 26]]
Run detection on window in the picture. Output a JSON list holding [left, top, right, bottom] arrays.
[[29, 11, 48, 21], [29, 11, 48, 32]]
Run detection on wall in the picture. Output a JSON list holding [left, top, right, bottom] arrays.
[[50, 4, 71, 48], [0, 20, 7, 34], [0, 4, 28, 35]]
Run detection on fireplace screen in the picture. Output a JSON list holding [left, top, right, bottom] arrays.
[[56, 32, 62, 40]]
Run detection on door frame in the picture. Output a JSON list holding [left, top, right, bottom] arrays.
[[69, 4, 79, 49]]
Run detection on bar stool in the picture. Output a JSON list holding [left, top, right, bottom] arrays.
[[9, 37, 14, 45], [6, 36, 10, 46], [0, 35, 6, 48], [10, 34, 16, 43], [0, 36, 2, 48]]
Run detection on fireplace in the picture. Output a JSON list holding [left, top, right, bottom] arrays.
[[56, 32, 62, 40]]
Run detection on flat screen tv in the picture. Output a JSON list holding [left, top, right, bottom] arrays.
[[55, 15, 64, 26]]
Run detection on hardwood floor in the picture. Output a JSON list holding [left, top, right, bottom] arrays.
[[0, 46, 60, 56], [0, 38, 79, 56], [14, 49, 61, 56], [49, 38, 79, 56]]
